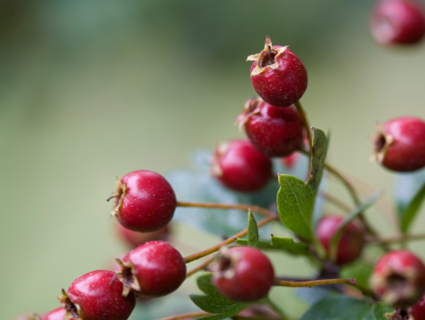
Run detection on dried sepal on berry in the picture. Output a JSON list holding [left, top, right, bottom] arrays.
[[115, 258, 141, 297], [57, 289, 81, 320], [370, 122, 394, 164], [234, 97, 262, 131], [108, 177, 127, 217]]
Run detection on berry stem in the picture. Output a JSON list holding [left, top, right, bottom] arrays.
[[274, 277, 356, 287], [176, 201, 275, 217], [156, 312, 212, 320], [184, 214, 279, 263], [294, 101, 312, 151], [186, 255, 216, 278]]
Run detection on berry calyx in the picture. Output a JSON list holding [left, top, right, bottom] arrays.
[[409, 292, 425, 320], [211, 246, 275, 302], [370, 250, 425, 308], [370, 0, 425, 45], [116, 241, 186, 297], [247, 36, 308, 107], [109, 170, 176, 232], [44, 307, 66, 320], [211, 140, 273, 192], [371, 117, 425, 172], [115, 222, 171, 249], [236, 97, 303, 158], [316, 215, 365, 265], [58, 270, 136, 320]]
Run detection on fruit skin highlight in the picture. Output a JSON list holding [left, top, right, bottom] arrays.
[[43, 307, 66, 320], [247, 36, 307, 107]]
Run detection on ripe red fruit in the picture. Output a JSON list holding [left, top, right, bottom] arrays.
[[370, 250, 425, 308], [316, 215, 365, 265], [115, 222, 171, 249], [116, 241, 186, 297], [58, 270, 136, 320], [109, 170, 176, 232], [409, 292, 425, 320], [212, 246, 275, 302], [236, 98, 303, 158], [370, 0, 425, 45], [247, 36, 308, 108], [44, 307, 66, 320], [211, 140, 273, 192], [372, 117, 425, 172]]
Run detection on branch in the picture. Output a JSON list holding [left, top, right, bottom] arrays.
[[177, 201, 275, 217], [294, 101, 312, 149], [274, 277, 356, 288], [156, 312, 212, 320], [186, 255, 216, 278], [319, 191, 352, 213], [369, 233, 425, 245]]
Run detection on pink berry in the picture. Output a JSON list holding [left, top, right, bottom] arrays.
[[370, 250, 425, 308], [44, 307, 66, 320], [115, 222, 171, 249], [316, 215, 365, 265], [247, 36, 308, 108], [212, 246, 275, 302], [58, 270, 136, 320], [109, 170, 176, 232], [409, 292, 425, 320], [372, 117, 425, 172], [117, 241, 186, 297], [211, 140, 273, 192], [236, 97, 303, 158], [370, 0, 425, 45]]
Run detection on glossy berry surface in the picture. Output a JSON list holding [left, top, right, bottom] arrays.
[[237, 98, 303, 157], [44, 307, 66, 320], [119, 240, 186, 297], [247, 36, 307, 107], [211, 140, 273, 192], [372, 117, 425, 172], [409, 293, 425, 320], [110, 170, 176, 232], [316, 215, 364, 265], [212, 246, 275, 302], [59, 270, 136, 320], [115, 222, 171, 249], [370, 250, 425, 308], [370, 0, 425, 45]]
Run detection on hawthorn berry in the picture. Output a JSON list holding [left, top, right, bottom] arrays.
[[117, 240, 186, 297], [44, 307, 66, 320], [109, 170, 176, 232], [370, 250, 425, 308], [371, 117, 425, 172], [370, 0, 425, 45], [409, 292, 425, 320], [211, 140, 273, 192], [58, 270, 136, 320], [212, 246, 275, 302], [236, 98, 303, 158], [247, 36, 308, 107], [115, 222, 171, 249]]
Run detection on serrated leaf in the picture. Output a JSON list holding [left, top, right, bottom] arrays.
[[247, 211, 259, 248], [306, 128, 329, 196], [400, 181, 425, 233], [277, 174, 315, 240], [270, 235, 310, 255], [189, 273, 250, 319]]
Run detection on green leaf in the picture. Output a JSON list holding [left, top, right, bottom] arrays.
[[394, 168, 425, 215], [247, 211, 259, 249], [189, 273, 250, 320], [236, 238, 275, 248], [277, 174, 315, 240], [236, 235, 309, 255], [300, 295, 393, 320], [400, 181, 425, 233], [340, 261, 374, 288], [306, 128, 329, 196], [329, 191, 382, 262]]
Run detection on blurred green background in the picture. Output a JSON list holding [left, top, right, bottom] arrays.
[[1, 0, 425, 319]]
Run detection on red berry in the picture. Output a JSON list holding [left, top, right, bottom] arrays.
[[370, 0, 425, 45], [247, 36, 308, 107], [58, 270, 136, 320], [316, 215, 365, 265], [44, 307, 66, 320], [211, 140, 273, 192], [109, 170, 176, 232], [236, 98, 303, 158], [212, 246, 275, 302], [115, 222, 171, 249], [409, 292, 425, 320], [370, 250, 425, 308], [117, 241, 186, 297], [372, 117, 425, 172]]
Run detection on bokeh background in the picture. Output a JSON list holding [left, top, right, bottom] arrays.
[[1, 0, 425, 319]]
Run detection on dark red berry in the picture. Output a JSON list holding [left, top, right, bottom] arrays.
[[115, 222, 171, 249], [370, 250, 425, 308], [117, 241, 186, 297], [316, 215, 365, 265], [211, 140, 273, 192], [58, 270, 136, 320], [44, 307, 66, 320], [247, 36, 307, 108], [372, 117, 425, 172], [109, 170, 176, 232], [236, 98, 303, 158], [370, 0, 425, 45], [212, 246, 275, 302], [409, 292, 425, 320]]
